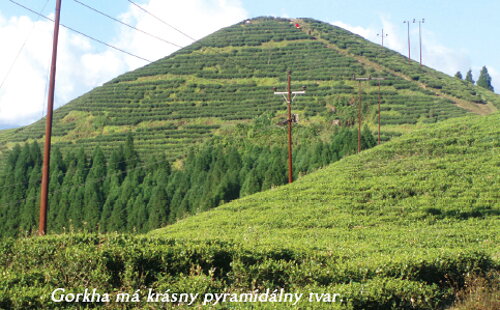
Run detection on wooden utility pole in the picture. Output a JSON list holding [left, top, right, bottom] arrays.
[[357, 80, 362, 153], [39, 0, 62, 236], [273, 71, 305, 183], [287, 72, 293, 184], [414, 18, 425, 66], [354, 77, 369, 153], [371, 78, 385, 145], [377, 80, 382, 144], [354, 76, 385, 150], [403, 20, 411, 63], [377, 28, 388, 47]]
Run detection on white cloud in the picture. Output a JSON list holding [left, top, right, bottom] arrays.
[[331, 18, 472, 80], [119, 0, 248, 67], [0, 14, 53, 127], [331, 21, 376, 41], [0, 0, 248, 128]]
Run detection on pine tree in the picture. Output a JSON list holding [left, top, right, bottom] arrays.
[[19, 167, 40, 235], [262, 148, 286, 190], [361, 126, 377, 150], [83, 147, 106, 230], [476, 66, 494, 91], [109, 147, 126, 182], [240, 172, 260, 197], [147, 186, 169, 230], [100, 177, 120, 232], [124, 133, 139, 169], [108, 198, 127, 232], [454, 71, 463, 79], [465, 70, 475, 84], [128, 193, 147, 232]]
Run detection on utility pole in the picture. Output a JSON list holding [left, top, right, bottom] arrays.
[[413, 18, 425, 66], [39, 0, 62, 236], [377, 29, 388, 47], [403, 20, 411, 63], [354, 77, 369, 153], [371, 77, 385, 145], [273, 71, 306, 183], [354, 76, 385, 151]]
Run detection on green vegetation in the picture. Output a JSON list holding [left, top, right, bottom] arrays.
[[465, 70, 475, 84], [1, 17, 497, 163], [0, 113, 498, 309], [0, 16, 499, 309], [0, 117, 376, 237], [477, 66, 494, 92]]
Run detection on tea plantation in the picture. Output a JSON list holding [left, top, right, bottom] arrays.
[[0, 17, 498, 161], [1, 112, 498, 309]]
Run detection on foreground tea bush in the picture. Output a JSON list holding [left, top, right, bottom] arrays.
[[0, 234, 496, 309], [1, 113, 498, 309]]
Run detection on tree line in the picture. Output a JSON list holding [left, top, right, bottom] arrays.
[[0, 122, 376, 238], [455, 66, 494, 92]]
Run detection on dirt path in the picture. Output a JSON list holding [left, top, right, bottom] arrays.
[[295, 19, 497, 115]]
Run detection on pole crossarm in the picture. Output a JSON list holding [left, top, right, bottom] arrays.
[[274, 91, 306, 102]]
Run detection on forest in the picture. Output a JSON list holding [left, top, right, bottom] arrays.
[[0, 117, 376, 237]]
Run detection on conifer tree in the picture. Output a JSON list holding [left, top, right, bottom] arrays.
[[100, 177, 120, 232], [240, 172, 260, 197], [465, 70, 475, 84], [124, 133, 139, 169], [361, 126, 377, 150], [128, 193, 147, 232], [108, 199, 127, 232], [19, 167, 40, 234], [476, 66, 494, 91], [454, 71, 463, 79], [147, 186, 169, 230], [83, 147, 107, 230]]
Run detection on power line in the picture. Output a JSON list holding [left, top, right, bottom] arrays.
[[71, 0, 183, 48], [0, 0, 50, 93], [7, 0, 152, 63], [126, 0, 196, 42]]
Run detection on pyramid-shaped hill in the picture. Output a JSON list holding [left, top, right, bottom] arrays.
[[1, 17, 498, 159]]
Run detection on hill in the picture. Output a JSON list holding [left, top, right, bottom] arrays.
[[153, 112, 499, 247], [0, 17, 498, 160], [1, 112, 498, 309]]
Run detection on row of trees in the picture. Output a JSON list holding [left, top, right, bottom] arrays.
[[0, 122, 376, 238], [455, 66, 494, 91]]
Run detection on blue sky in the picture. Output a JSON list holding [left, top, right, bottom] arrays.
[[1, 0, 499, 128]]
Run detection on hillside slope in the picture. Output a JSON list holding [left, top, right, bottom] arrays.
[[1, 113, 498, 309], [155, 112, 499, 250], [0, 17, 498, 160]]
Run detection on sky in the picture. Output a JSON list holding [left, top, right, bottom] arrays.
[[0, 0, 499, 129]]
